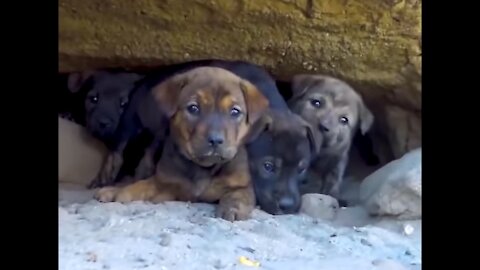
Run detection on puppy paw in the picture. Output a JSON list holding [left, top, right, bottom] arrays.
[[216, 201, 251, 222], [94, 187, 119, 202], [114, 189, 138, 203]]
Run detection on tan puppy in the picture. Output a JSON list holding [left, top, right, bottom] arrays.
[[95, 67, 269, 221]]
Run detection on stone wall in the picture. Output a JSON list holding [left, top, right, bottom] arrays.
[[59, 0, 421, 159]]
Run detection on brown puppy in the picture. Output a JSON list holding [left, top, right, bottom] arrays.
[[288, 74, 374, 200], [94, 67, 269, 221]]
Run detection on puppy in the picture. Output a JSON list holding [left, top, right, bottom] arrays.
[[231, 71, 321, 215], [67, 70, 143, 142], [87, 59, 310, 190], [67, 70, 147, 184], [288, 74, 374, 200], [247, 110, 321, 214], [94, 67, 269, 221]]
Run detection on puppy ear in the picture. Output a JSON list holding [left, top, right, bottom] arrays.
[[290, 74, 323, 100], [358, 101, 374, 135], [67, 71, 96, 93], [152, 73, 189, 118], [303, 120, 322, 155], [244, 111, 273, 143], [240, 80, 269, 125], [125, 73, 144, 84]]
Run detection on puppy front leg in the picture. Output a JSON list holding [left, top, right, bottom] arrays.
[[89, 151, 124, 189], [216, 185, 256, 222], [134, 137, 164, 180], [89, 119, 140, 189], [321, 155, 348, 205]]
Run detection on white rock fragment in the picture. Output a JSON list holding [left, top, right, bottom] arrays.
[[403, 224, 414, 236], [300, 193, 339, 220]]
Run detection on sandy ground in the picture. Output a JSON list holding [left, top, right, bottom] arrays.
[[59, 126, 421, 270], [59, 183, 421, 270]]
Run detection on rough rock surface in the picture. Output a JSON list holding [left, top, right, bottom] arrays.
[[59, 117, 107, 185], [59, 0, 421, 158], [359, 148, 421, 219]]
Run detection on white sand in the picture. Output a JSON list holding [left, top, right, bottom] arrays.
[[59, 186, 421, 270]]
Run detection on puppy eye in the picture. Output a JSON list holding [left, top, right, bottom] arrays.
[[339, 116, 349, 125], [230, 107, 242, 118], [263, 161, 275, 173], [187, 104, 200, 115], [120, 99, 128, 108], [310, 98, 324, 108], [89, 95, 99, 104]]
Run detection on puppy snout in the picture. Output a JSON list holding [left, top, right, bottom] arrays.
[[278, 196, 296, 212], [98, 118, 112, 129], [318, 123, 330, 132], [318, 118, 333, 133], [207, 132, 224, 147]]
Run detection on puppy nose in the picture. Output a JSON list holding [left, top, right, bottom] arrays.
[[318, 124, 330, 132], [207, 132, 224, 147], [278, 196, 296, 212], [318, 116, 334, 133], [98, 118, 111, 129]]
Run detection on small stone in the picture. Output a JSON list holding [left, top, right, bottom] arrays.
[[360, 238, 373, 246], [403, 224, 414, 235], [300, 193, 339, 220], [239, 246, 255, 253], [214, 259, 227, 269], [86, 252, 97, 262], [159, 233, 172, 246]]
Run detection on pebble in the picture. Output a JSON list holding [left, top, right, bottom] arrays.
[[159, 233, 172, 246]]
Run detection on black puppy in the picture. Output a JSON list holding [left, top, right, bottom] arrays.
[[66, 70, 145, 184], [67, 70, 143, 141], [247, 110, 320, 214]]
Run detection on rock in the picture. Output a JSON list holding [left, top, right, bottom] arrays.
[[58, 2, 421, 125], [159, 233, 172, 247], [380, 105, 421, 159], [58, 117, 108, 185], [300, 194, 339, 220], [359, 148, 421, 219], [59, 0, 421, 89], [59, 0, 421, 159]]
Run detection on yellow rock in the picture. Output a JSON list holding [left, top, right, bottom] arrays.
[[58, 0, 421, 158]]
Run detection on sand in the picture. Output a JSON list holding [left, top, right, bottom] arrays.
[[59, 185, 421, 270]]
